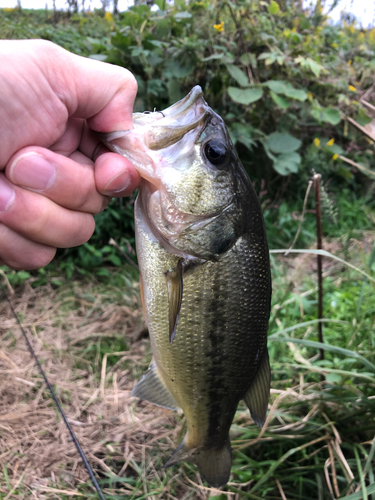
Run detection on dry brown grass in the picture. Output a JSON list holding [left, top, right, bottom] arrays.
[[0, 279, 193, 499], [1, 235, 374, 499]]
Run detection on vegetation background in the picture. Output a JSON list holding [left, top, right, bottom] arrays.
[[0, 1, 375, 499]]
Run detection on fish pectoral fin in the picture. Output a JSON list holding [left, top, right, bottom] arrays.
[[164, 439, 232, 488], [243, 349, 271, 427], [131, 362, 179, 410], [165, 259, 184, 343]]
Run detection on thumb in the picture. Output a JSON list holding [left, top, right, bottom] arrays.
[[42, 40, 138, 132]]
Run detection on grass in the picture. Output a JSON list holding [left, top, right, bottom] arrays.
[[1, 208, 375, 499]]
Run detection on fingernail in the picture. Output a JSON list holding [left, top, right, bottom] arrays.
[[0, 176, 15, 213], [9, 152, 56, 191], [104, 170, 131, 194]]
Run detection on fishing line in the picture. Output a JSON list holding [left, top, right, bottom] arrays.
[[2, 288, 106, 500]]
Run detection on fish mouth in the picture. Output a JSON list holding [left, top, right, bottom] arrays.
[[132, 85, 209, 144], [161, 85, 206, 121], [99, 86, 212, 184]]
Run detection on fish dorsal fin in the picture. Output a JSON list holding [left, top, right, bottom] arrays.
[[165, 260, 184, 343], [131, 362, 179, 410], [243, 349, 271, 427]]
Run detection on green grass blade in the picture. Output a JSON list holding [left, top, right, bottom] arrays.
[[369, 467, 375, 500], [354, 445, 368, 500], [363, 438, 375, 480], [341, 483, 375, 500], [270, 249, 375, 284], [281, 363, 375, 382], [269, 318, 350, 337], [357, 241, 375, 316], [269, 337, 375, 372], [249, 436, 327, 493]]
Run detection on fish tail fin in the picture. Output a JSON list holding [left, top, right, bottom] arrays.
[[163, 438, 232, 487]]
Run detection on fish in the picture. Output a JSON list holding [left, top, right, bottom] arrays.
[[100, 86, 271, 487]]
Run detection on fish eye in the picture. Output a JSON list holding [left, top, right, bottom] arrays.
[[204, 139, 228, 167]]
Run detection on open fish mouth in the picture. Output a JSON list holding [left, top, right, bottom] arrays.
[[98, 85, 213, 184]]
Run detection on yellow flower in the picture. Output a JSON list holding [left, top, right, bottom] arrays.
[[332, 154, 338, 160], [347, 59, 352, 66], [349, 25, 355, 34], [213, 22, 225, 32], [307, 92, 313, 99], [327, 138, 335, 146], [104, 12, 113, 22], [349, 85, 357, 92], [331, 42, 338, 48], [314, 138, 320, 147]]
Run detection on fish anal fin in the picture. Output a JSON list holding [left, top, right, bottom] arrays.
[[243, 349, 271, 427], [163, 438, 232, 488], [131, 362, 179, 410], [165, 260, 184, 343]]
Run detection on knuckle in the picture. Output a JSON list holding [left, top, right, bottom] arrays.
[[95, 195, 112, 215], [117, 67, 138, 93], [78, 216, 95, 245], [62, 215, 95, 248]]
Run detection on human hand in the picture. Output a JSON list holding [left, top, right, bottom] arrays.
[[0, 39, 140, 270]]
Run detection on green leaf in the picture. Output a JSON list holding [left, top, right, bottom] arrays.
[[201, 53, 225, 61], [268, 0, 280, 14], [226, 64, 249, 87], [284, 87, 308, 101], [164, 57, 194, 78], [270, 91, 290, 109], [227, 87, 263, 105], [322, 107, 341, 125], [89, 54, 107, 61], [307, 58, 323, 77], [272, 152, 301, 175], [153, 0, 164, 9], [258, 51, 277, 65], [311, 106, 341, 125], [326, 373, 342, 383], [267, 132, 301, 154], [295, 56, 325, 77], [229, 122, 256, 151], [264, 80, 307, 101], [174, 11, 193, 19], [240, 52, 257, 68], [167, 78, 182, 104], [107, 254, 122, 267], [355, 108, 372, 126]]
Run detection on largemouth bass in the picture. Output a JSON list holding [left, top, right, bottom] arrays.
[[101, 86, 271, 487]]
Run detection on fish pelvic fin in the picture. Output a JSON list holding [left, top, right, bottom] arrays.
[[163, 439, 232, 488], [243, 348, 271, 427], [132, 362, 179, 410]]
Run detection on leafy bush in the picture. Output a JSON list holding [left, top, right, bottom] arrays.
[[1, 2, 374, 273], [97, 0, 375, 192]]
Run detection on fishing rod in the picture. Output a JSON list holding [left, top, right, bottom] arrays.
[[2, 288, 106, 500]]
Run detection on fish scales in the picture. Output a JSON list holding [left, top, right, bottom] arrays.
[[100, 86, 271, 487]]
